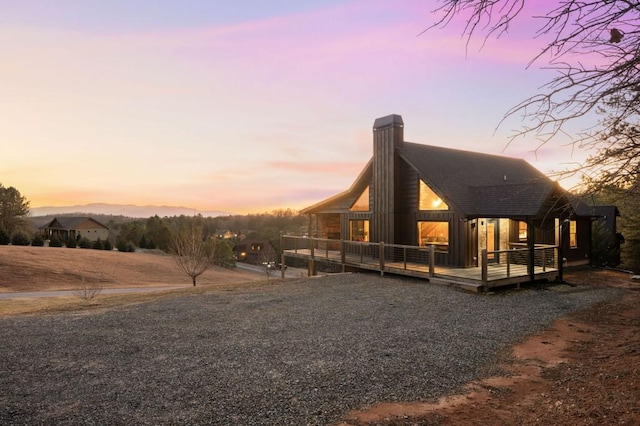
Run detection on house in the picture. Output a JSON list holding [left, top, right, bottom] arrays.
[[39, 217, 109, 242], [590, 205, 623, 266], [295, 114, 597, 285], [233, 239, 277, 264]]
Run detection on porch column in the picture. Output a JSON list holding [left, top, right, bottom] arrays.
[[527, 220, 535, 282]]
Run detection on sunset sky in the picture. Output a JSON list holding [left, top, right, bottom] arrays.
[[2, 0, 598, 214]]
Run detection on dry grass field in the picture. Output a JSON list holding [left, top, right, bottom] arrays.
[[0, 245, 259, 293], [0, 245, 263, 316]]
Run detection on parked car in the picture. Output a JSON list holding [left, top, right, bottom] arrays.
[[263, 261, 287, 270]]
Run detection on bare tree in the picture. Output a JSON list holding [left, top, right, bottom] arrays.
[[169, 223, 216, 286], [427, 1, 639, 192]]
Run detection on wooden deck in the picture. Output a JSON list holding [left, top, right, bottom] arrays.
[[282, 237, 560, 293]]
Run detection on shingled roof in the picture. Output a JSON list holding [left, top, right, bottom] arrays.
[[304, 141, 569, 219], [398, 143, 561, 218], [39, 217, 109, 230]]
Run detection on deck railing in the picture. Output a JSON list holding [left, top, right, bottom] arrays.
[[282, 235, 559, 288], [282, 236, 448, 277], [480, 244, 559, 285]]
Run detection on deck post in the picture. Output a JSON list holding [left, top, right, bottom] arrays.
[[379, 241, 385, 276], [280, 232, 285, 280], [340, 240, 346, 273], [428, 245, 435, 278], [309, 238, 316, 277], [506, 250, 511, 277], [403, 247, 407, 270], [527, 221, 535, 283], [481, 249, 488, 289], [542, 248, 546, 272]]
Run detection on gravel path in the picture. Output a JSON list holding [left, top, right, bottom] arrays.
[[0, 273, 622, 425]]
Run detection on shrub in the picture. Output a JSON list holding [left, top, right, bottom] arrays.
[[92, 239, 104, 250], [31, 235, 45, 246], [103, 240, 113, 251], [11, 233, 30, 246], [0, 229, 9, 245], [65, 237, 77, 248], [116, 240, 136, 252], [78, 238, 92, 249], [49, 237, 63, 247]]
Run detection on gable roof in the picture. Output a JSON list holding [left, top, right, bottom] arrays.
[[303, 141, 572, 218], [399, 143, 561, 217], [39, 217, 109, 230], [301, 160, 372, 214]]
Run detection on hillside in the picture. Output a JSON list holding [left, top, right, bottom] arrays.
[[0, 245, 258, 293]]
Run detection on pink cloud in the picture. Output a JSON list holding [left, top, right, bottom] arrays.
[[267, 161, 365, 176]]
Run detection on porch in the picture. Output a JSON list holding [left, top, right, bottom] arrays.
[[281, 236, 560, 293]]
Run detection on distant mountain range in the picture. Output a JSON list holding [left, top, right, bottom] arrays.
[[30, 203, 235, 218]]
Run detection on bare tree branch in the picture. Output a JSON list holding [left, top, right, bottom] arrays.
[[426, 1, 640, 194]]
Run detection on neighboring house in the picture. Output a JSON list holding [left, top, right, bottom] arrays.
[[39, 217, 109, 242], [590, 205, 623, 266], [233, 239, 277, 264], [301, 114, 597, 270], [216, 229, 237, 239]]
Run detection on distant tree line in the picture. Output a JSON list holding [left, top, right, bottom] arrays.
[[115, 209, 307, 254]]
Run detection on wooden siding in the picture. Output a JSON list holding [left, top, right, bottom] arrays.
[[371, 121, 402, 245]]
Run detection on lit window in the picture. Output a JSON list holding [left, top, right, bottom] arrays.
[[569, 220, 577, 248], [419, 180, 448, 210], [518, 221, 527, 242], [351, 186, 369, 211], [349, 220, 369, 242], [418, 221, 449, 252]]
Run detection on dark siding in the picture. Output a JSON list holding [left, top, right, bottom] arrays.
[[563, 217, 591, 263], [372, 122, 402, 244]]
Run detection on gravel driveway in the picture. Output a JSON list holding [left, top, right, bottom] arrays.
[[0, 273, 621, 425]]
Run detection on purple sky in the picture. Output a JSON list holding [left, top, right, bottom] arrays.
[[1, 0, 597, 213]]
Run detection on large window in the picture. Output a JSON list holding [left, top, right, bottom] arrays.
[[351, 186, 370, 211], [418, 221, 449, 251], [569, 220, 577, 248], [349, 220, 369, 242], [419, 180, 448, 210]]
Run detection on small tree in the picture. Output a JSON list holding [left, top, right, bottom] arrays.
[[212, 238, 236, 268], [49, 237, 63, 247], [11, 232, 30, 246], [65, 236, 77, 248], [0, 228, 9, 245], [31, 235, 45, 247], [78, 238, 92, 249], [169, 223, 216, 286]]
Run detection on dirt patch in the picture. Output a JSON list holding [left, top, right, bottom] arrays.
[[340, 269, 640, 425]]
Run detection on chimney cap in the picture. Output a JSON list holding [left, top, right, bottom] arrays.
[[373, 114, 404, 130]]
